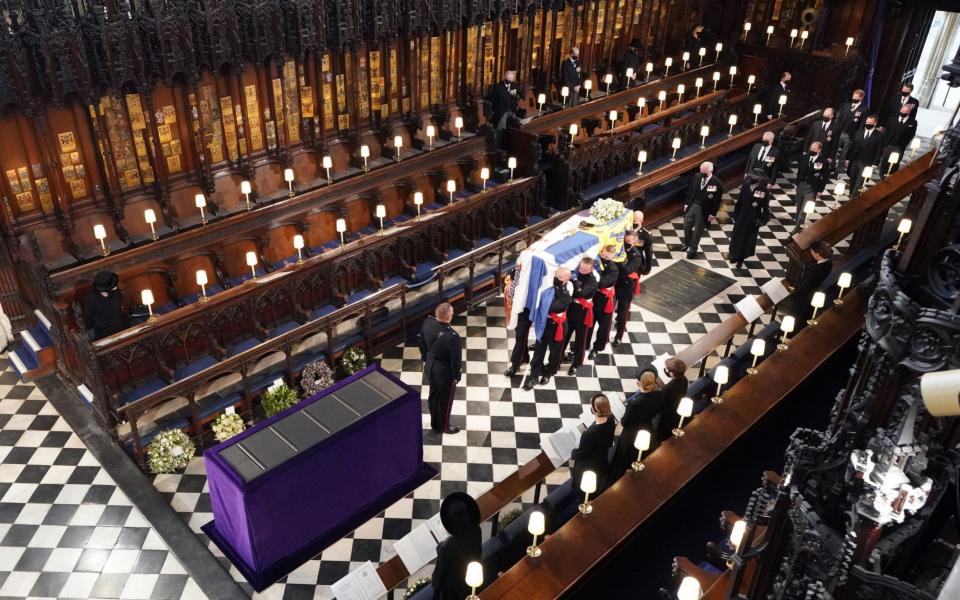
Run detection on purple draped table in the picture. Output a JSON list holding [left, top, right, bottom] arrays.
[[202, 364, 436, 591]]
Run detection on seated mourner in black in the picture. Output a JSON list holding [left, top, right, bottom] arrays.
[[608, 370, 666, 485], [83, 271, 129, 340], [571, 393, 617, 498], [432, 492, 482, 600]]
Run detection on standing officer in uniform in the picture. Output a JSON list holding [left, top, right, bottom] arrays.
[[524, 267, 572, 390], [681, 161, 722, 259], [835, 89, 869, 165], [562, 257, 598, 376], [803, 108, 840, 165], [489, 70, 519, 148], [561, 47, 583, 106], [588, 245, 620, 360], [418, 302, 462, 434], [611, 231, 646, 348], [792, 141, 829, 234]]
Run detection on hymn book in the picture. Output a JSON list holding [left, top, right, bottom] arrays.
[[543, 425, 582, 467], [392, 523, 438, 574], [330, 561, 387, 600]]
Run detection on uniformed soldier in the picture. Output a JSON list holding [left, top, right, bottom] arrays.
[[611, 230, 646, 348], [418, 302, 462, 434], [588, 245, 620, 360], [562, 257, 599, 376], [524, 267, 572, 390]]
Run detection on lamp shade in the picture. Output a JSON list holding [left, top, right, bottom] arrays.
[[413, 191, 423, 205], [646, 62, 654, 72], [141, 289, 154, 306], [811, 291, 826, 309], [750, 338, 766, 357], [360, 145, 370, 158], [657, 91, 666, 102], [677, 84, 685, 95], [781, 315, 796, 333], [729, 66, 737, 76], [322, 156, 333, 169], [375, 204, 386, 219], [561, 86, 569, 97], [767, 25, 775, 34], [700, 125, 710, 137], [465, 562, 483, 589], [447, 179, 456, 193], [888, 151, 900, 164], [730, 520, 747, 550], [698, 47, 706, 57], [800, 30, 809, 40], [637, 97, 646, 108], [862, 165, 873, 179], [569, 123, 579, 136], [335, 218, 347, 233], [245, 251, 257, 267], [240, 180, 252, 194], [778, 94, 787, 106], [394, 135, 403, 148], [714, 365, 729, 385], [664, 57, 673, 67], [672, 137, 681, 149], [609, 110, 618, 122], [682, 51, 690, 61], [846, 36, 855, 46], [838, 272, 852, 288], [293, 234, 304, 249], [626, 67, 634, 78], [803, 200, 816, 215], [898, 218, 912, 234], [677, 576, 701, 600], [695, 77, 703, 88], [834, 181, 846, 196], [715, 42, 723, 52], [144, 209, 156, 224], [638, 150, 647, 162], [747, 74, 756, 85], [537, 93, 546, 104], [728, 115, 738, 126], [580, 470, 597, 494], [528, 511, 545, 536], [634, 429, 651, 451], [583, 79, 592, 90], [604, 73, 613, 84], [93, 224, 107, 240], [480, 167, 490, 180], [712, 71, 720, 81], [677, 397, 693, 418], [426, 125, 435, 137], [284, 168, 295, 182], [744, 22, 751, 32], [454, 116, 464, 129], [753, 103, 762, 114], [195, 193, 206, 208], [195, 270, 208, 286], [790, 28, 798, 37], [910, 137, 921, 150], [508, 156, 517, 169]]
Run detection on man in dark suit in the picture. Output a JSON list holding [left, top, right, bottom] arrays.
[[744, 131, 779, 183], [562, 257, 598, 377], [804, 108, 841, 163], [890, 81, 920, 123], [881, 104, 918, 175], [489, 70, 519, 131], [561, 47, 583, 106], [611, 231, 645, 348], [524, 267, 572, 390], [632, 211, 655, 272], [764, 71, 791, 120], [845, 114, 884, 195], [681, 161, 722, 259], [419, 302, 462, 434], [835, 88, 869, 165], [782, 240, 834, 328], [588, 246, 620, 360], [792, 141, 829, 234]]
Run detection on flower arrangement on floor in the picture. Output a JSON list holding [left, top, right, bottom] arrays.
[[403, 577, 431, 599], [147, 429, 196, 474], [301, 359, 336, 397], [589, 197, 628, 222], [339, 346, 368, 377], [261, 384, 299, 417], [498, 507, 523, 529], [211, 412, 245, 442]]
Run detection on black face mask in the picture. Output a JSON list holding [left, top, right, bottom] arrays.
[[823, 117, 831, 122], [553, 277, 564, 287], [865, 124, 875, 130], [761, 140, 771, 147], [701, 173, 709, 179], [900, 91, 910, 97], [852, 98, 861, 103]]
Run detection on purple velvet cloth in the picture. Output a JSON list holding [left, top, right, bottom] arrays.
[[204, 365, 426, 581]]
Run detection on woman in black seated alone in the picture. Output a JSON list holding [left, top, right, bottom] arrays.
[[432, 492, 481, 600], [657, 357, 689, 442], [608, 370, 665, 484], [571, 394, 617, 497], [83, 271, 129, 340]]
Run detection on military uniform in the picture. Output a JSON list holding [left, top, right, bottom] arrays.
[[612, 243, 646, 346], [588, 257, 620, 357], [419, 316, 462, 433], [793, 152, 828, 232], [561, 269, 598, 375], [526, 279, 573, 388]]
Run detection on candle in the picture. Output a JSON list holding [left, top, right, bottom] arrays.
[[195, 193, 207, 224], [144, 209, 158, 241], [426, 124, 436, 149], [141, 289, 155, 320], [695, 77, 703, 98], [336, 218, 347, 244], [93, 224, 108, 256], [245, 251, 258, 281], [241, 179, 252, 209], [322, 155, 333, 182], [454, 116, 464, 140], [196, 270, 208, 302], [293, 234, 304, 263], [664, 57, 672, 77], [284, 167, 295, 196], [747, 74, 756, 93], [508, 156, 517, 180], [413, 191, 424, 216], [700, 124, 710, 148], [447, 179, 456, 201], [766, 25, 775, 45], [480, 167, 490, 189]]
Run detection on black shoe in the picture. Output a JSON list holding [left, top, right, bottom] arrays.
[[611, 339, 620, 349], [678, 244, 689, 252], [567, 366, 578, 376], [588, 349, 598, 360], [538, 376, 551, 386], [443, 427, 460, 435], [686, 252, 697, 259], [522, 379, 535, 391], [527, 343, 537, 352], [503, 366, 517, 377], [563, 351, 574, 362]]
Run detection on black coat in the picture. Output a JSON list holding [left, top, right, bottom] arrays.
[[571, 418, 616, 492], [623, 49, 644, 79], [804, 118, 841, 160], [616, 245, 645, 293], [890, 94, 919, 122], [595, 257, 620, 290], [781, 259, 833, 321], [657, 376, 689, 442], [846, 128, 884, 173], [836, 101, 870, 136], [489, 80, 519, 126], [685, 174, 723, 217], [744, 142, 779, 181], [883, 115, 918, 150], [764, 81, 790, 118], [83, 290, 129, 340], [432, 504, 482, 600], [729, 183, 770, 262], [796, 153, 830, 194], [561, 57, 583, 89], [636, 229, 654, 275], [608, 389, 666, 483], [420, 317, 462, 382]]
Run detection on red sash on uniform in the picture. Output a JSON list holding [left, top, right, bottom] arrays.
[[548, 312, 567, 341], [598, 287, 615, 313], [574, 297, 595, 327], [628, 272, 641, 296]]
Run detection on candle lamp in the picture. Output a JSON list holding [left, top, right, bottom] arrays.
[[677, 84, 685, 103], [336, 218, 347, 245], [93, 224, 109, 256], [682, 51, 690, 70], [695, 77, 703, 98], [778, 94, 787, 117], [789, 28, 798, 47], [657, 90, 667, 110], [715, 42, 723, 61], [196, 270, 209, 303], [637, 96, 646, 112], [375, 204, 386, 234], [860, 165, 874, 193], [413, 191, 423, 217], [747, 74, 756, 93], [729, 65, 737, 86], [678, 576, 701, 600], [727, 114, 738, 137], [800, 29, 809, 49], [284, 167, 295, 197], [778, 315, 795, 351], [537, 93, 546, 115], [895, 218, 912, 250], [465, 562, 483, 600], [664, 57, 672, 77], [712, 71, 720, 91], [508, 156, 517, 180], [803, 199, 816, 227], [743, 21, 751, 41], [195, 193, 207, 225], [144, 209, 158, 241], [766, 25, 775, 45], [241, 180, 253, 210], [454, 116, 464, 141], [833, 180, 846, 208], [526, 511, 545, 558], [887, 151, 900, 175], [608, 110, 618, 130], [700, 125, 710, 149], [426, 124, 436, 150], [246, 251, 258, 282], [293, 234, 304, 264], [321, 155, 333, 184], [671, 137, 681, 161], [631, 430, 652, 472], [698, 47, 706, 66], [753, 102, 762, 125], [360, 144, 370, 172], [480, 167, 490, 189], [672, 397, 693, 438], [711, 365, 728, 405], [579, 471, 597, 515], [845, 36, 855, 56], [727, 520, 747, 568], [637, 149, 647, 176], [141, 289, 156, 322], [808, 292, 826, 326], [568, 124, 578, 147], [447, 179, 456, 202], [583, 79, 592, 100], [604, 73, 613, 95], [747, 338, 766, 376], [645, 62, 654, 79], [625, 67, 634, 86], [393, 135, 403, 162], [561, 86, 569, 107], [835, 272, 852, 306], [909, 137, 921, 159]]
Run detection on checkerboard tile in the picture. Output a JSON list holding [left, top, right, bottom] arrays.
[[0, 357, 207, 600]]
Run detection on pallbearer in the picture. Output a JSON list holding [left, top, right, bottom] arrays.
[[562, 257, 599, 376], [523, 267, 572, 390], [588, 246, 620, 360], [611, 231, 646, 348], [418, 302, 462, 434]]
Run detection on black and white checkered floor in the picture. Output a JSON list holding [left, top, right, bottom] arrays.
[[0, 156, 914, 599]]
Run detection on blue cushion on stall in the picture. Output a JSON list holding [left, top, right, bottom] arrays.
[[175, 355, 218, 381], [270, 320, 300, 338], [117, 377, 170, 407], [310, 304, 337, 320], [227, 337, 262, 357]]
